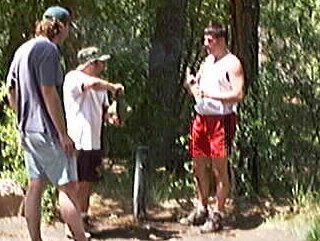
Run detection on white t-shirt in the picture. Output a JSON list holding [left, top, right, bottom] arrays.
[[63, 69, 109, 150], [194, 53, 236, 115]]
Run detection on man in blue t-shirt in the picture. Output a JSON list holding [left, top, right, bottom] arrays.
[[6, 6, 88, 241]]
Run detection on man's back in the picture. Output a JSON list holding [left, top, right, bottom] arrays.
[[7, 36, 63, 136]]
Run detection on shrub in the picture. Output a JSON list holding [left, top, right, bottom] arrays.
[[0, 83, 26, 186]]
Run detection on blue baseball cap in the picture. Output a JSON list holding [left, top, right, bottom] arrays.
[[43, 6, 78, 29]]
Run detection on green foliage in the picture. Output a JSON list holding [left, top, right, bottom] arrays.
[[232, 0, 320, 196], [148, 170, 195, 203], [289, 191, 320, 241], [0, 83, 26, 186], [41, 185, 59, 223], [94, 161, 195, 207], [95, 161, 134, 201], [307, 216, 320, 241]]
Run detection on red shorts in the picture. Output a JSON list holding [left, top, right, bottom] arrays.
[[190, 113, 236, 158]]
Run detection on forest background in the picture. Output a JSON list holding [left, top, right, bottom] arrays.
[[0, 0, 319, 239]]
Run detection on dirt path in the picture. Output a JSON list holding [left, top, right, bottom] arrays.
[[0, 211, 307, 241], [0, 165, 309, 241]]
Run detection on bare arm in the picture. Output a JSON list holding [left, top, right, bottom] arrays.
[[203, 58, 245, 104], [7, 86, 17, 111], [41, 85, 74, 156], [82, 76, 124, 94]]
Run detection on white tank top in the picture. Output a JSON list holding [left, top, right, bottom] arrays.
[[194, 54, 235, 115]]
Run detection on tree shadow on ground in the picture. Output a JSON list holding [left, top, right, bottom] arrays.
[[224, 196, 292, 231], [226, 211, 264, 230], [90, 162, 292, 238], [91, 224, 181, 240]]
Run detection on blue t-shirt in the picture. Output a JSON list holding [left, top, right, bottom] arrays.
[[6, 36, 64, 137]]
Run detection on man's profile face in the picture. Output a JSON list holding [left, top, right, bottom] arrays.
[[92, 60, 106, 76], [59, 22, 70, 43], [203, 34, 217, 53]]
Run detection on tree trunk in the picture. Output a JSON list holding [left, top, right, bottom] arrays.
[[147, 0, 187, 168], [230, 0, 259, 89], [230, 0, 260, 192]]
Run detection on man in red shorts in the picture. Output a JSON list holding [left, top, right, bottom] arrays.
[[181, 22, 245, 232]]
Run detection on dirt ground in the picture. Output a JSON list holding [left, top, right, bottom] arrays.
[[0, 163, 309, 241], [0, 215, 304, 241], [0, 195, 307, 241]]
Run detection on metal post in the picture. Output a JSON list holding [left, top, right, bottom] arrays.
[[133, 145, 149, 220]]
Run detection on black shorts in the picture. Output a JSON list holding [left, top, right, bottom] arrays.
[[77, 150, 103, 182]]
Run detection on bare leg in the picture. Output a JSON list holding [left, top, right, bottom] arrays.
[[212, 157, 229, 212], [24, 178, 46, 241], [77, 181, 92, 213], [58, 181, 87, 241], [193, 157, 211, 206]]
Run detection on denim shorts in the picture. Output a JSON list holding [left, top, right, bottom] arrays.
[[20, 132, 78, 186]]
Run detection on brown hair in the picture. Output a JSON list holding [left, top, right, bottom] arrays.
[[204, 22, 228, 41], [34, 19, 65, 40]]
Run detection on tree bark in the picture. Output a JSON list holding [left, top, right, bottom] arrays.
[[147, 0, 187, 167], [230, 0, 259, 89], [230, 0, 260, 192]]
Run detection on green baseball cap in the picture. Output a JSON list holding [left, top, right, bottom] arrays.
[[77, 47, 111, 64]]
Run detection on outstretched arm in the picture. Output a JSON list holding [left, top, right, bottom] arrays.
[[82, 76, 124, 94]]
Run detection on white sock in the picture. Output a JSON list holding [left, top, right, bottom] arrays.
[[197, 204, 207, 212]]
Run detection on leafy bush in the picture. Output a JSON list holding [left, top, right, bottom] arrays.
[[0, 83, 26, 186]]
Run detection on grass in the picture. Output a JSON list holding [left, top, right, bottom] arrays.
[[263, 189, 320, 241], [93, 160, 195, 206], [292, 189, 320, 241], [306, 215, 320, 241]]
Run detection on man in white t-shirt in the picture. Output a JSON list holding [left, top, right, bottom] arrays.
[[63, 46, 124, 230], [182, 22, 245, 232]]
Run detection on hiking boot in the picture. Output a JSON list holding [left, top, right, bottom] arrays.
[[180, 207, 208, 226], [200, 211, 223, 233]]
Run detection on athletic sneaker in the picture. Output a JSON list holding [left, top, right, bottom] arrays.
[[180, 207, 208, 226], [199, 211, 223, 233]]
